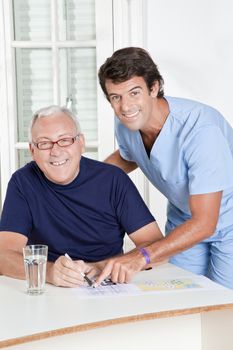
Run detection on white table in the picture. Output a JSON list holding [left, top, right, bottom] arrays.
[[1, 263, 233, 350]]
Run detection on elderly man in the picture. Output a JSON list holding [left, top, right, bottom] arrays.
[[0, 105, 163, 287]]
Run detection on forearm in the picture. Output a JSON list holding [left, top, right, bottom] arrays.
[[0, 249, 25, 280], [104, 150, 137, 174], [95, 193, 221, 285], [99, 218, 214, 277], [145, 218, 215, 264]]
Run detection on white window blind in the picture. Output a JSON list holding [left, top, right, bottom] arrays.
[[16, 48, 53, 142], [13, 0, 98, 167], [13, 0, 51, 41], [58, 0, 95, 41], [59, 47, 97, 142]]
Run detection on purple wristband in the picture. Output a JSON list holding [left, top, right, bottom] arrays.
[[139, 248, 151, 265]]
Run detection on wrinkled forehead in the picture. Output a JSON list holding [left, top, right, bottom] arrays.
[[32, 112, 77, 138]]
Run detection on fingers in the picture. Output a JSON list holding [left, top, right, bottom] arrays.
[[94, 251, 146, 287], [109, 261, 129, 284], [51, 256, 88, 287], [94, 259, 133, 286], [85, 265, 100, 279], [94, 260, 114, 286]]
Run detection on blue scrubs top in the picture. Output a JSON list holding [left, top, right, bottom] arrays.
[[116, 96, 233, 232]]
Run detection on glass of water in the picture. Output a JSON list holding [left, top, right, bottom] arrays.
[[23, 245, 48, 295]]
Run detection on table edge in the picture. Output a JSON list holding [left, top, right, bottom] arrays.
[[1, 303, 233, 348]]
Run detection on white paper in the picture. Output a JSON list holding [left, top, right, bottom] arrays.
[[71, 283, 140, 298], [70, 274, 225, 298]]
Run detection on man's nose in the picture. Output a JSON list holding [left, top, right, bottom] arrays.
[[121, 95, 132, 112], [50, 142, 61, 155]]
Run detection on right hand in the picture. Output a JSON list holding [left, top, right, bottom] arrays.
[[94, 250, 145, 287], [47, 256, 90, 287]]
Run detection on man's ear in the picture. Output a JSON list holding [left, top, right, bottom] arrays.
[[29, 143, 35, 158], [150, 81, 160, 98]]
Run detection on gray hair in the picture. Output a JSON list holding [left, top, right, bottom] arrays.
[[28, 105, 81, 142]]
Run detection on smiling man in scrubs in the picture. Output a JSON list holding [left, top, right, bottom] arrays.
[[96, 47, 233, 289]]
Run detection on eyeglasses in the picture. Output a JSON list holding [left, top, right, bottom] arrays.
[[33, 134, 80, 150]]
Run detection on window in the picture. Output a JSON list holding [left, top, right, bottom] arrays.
[[0, 0, 114, 207]]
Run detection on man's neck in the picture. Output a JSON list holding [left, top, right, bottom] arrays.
[[140, 97, 169, 154]]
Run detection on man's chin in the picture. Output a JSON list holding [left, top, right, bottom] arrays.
[[45, 173, 73, 185]]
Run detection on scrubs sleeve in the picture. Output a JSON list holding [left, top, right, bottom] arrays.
[[185, 126, 233, 195], [118, 143, 133, 162]]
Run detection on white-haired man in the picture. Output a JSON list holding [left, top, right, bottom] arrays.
[[0, 105, 163, 287]]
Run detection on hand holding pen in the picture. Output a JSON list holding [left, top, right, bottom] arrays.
[[65, 253, 94, 287], [65, 253, 116, 288]]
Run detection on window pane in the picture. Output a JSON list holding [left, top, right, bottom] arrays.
[[18, 149, 32, 168], [13, 0, 51, 41], [59, 48, 97, 143], [58, 0, 95, 41], [83, 151, 98, 160], [15, 48, 53, 142]]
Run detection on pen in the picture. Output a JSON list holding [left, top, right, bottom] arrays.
[[64, 253, 94, 287]]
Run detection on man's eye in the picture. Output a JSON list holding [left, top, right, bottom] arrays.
[[59, 138, 72, 146], [111, 95, 120, 102], [40, 142, 50, 147], [131, 90, 140, 96]]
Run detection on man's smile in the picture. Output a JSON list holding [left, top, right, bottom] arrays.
[[121, 110, 140, 119], [49, 159, 68, 166]]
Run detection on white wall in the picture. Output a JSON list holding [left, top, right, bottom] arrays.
[[146, 0, 233, 121], [145, 0, 233, 231]]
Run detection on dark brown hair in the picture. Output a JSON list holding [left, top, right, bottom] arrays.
[[98, 47, 164, 100]]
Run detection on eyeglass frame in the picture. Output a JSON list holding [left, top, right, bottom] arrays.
[[32, 134, 81, 150]]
